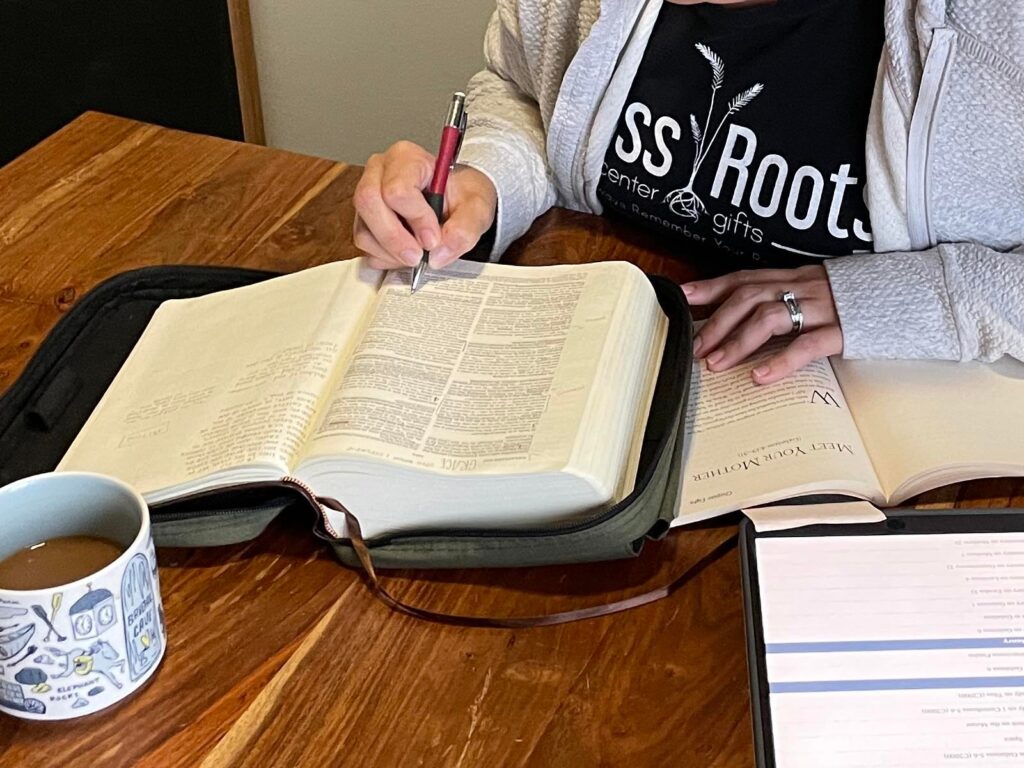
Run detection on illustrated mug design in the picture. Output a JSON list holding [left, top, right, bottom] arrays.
[[121, 553, 163, 681], [0, 472, 166, 720]]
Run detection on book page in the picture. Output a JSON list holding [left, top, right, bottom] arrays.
[[674, 343, 882, 526], [59, 261, 381, 498], [833, 356, 1024, 500], [302, 260, 628, 476], [742, 501, 886, 532]]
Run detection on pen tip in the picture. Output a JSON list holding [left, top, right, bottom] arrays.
[[410, 264, 423, 293]]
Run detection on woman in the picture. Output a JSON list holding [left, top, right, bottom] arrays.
[[352, 0, 1024, 384]]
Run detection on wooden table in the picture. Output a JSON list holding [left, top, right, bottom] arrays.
[[1, 114, 1021, 768]]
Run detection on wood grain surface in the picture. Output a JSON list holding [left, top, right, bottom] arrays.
[[0, 114, 1020, 767]]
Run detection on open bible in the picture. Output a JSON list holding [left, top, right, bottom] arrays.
[[58, 259, 668, 539], [676, 342, 1024, 526]]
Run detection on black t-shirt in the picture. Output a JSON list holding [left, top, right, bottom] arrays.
[[597, 0, 884, 268]]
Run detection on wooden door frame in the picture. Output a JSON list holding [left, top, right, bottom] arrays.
[[227, 0, 266, 144]]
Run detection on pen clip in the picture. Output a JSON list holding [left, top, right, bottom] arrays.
[[451, 109, 468, 170]]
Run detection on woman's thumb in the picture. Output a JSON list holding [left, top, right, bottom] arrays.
[[430, 194, 496, 269]]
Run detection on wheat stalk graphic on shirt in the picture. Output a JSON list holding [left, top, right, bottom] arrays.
[[664, 44, 763, 221]]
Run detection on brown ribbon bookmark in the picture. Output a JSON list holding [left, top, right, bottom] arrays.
[[316, 496, 739, 629]]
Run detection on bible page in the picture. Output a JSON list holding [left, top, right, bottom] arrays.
[[59, 260, 382, 499], [301, 260, 629, 477], [832, 356, 1024, 501], [674, 342, 881, 527]]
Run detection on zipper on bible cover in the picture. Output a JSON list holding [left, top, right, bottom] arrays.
[[149, 468, 665, 547], [216, 476, 646, 544], [151, 505, 280, 521]]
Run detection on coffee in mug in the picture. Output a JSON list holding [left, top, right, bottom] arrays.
[[0, 536, 124, 591]]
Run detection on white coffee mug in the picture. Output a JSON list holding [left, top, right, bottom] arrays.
[[0, 472, 166, 720]]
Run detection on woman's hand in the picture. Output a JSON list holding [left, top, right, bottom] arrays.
[[682, 265, 843, 385], [353, 141, 498, 271]]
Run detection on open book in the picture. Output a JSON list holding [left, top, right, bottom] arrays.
[[58, 259, 668, 539], [676, 342, 1024, 526]]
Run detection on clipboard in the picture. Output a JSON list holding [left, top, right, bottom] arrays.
[[739, 508, 1024, 768]]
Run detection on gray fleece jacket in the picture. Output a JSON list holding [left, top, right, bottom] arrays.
[[457, 0, 1024, 362]]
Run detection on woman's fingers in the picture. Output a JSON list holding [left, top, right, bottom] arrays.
[[353, 154, 423, 267], [680, 264, 843, 382], [352, 216, 399, 268], [352, 148, 498, 272], [695, 282, 784, 357], [750, 326, 844, 385], [704, 298, 830, 372], [432, 188, 498, 268], [693, 266, 832, 357], [379, 143, 442, 250], [353, 142, 439, 267], [683, 265, 823, 305]]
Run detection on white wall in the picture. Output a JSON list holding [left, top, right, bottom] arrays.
[[248, 1, 495, 164]]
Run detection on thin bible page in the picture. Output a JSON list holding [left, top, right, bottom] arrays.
[[303, 261, 628, 477], [59, 260, 381, 497]]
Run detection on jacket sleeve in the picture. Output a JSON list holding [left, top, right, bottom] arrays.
[[824, 245, 1024, 362], [457, 6, 560, 259]]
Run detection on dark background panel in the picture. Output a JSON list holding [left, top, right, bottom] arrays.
[[0, 0, 243, 166]]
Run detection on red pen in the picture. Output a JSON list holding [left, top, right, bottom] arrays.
[[411, 91, 468, 293]]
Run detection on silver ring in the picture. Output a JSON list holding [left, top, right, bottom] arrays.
[[780, 290, 804, 334]]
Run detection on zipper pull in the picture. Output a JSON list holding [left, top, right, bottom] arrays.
[[281, 476, 344, 539]]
